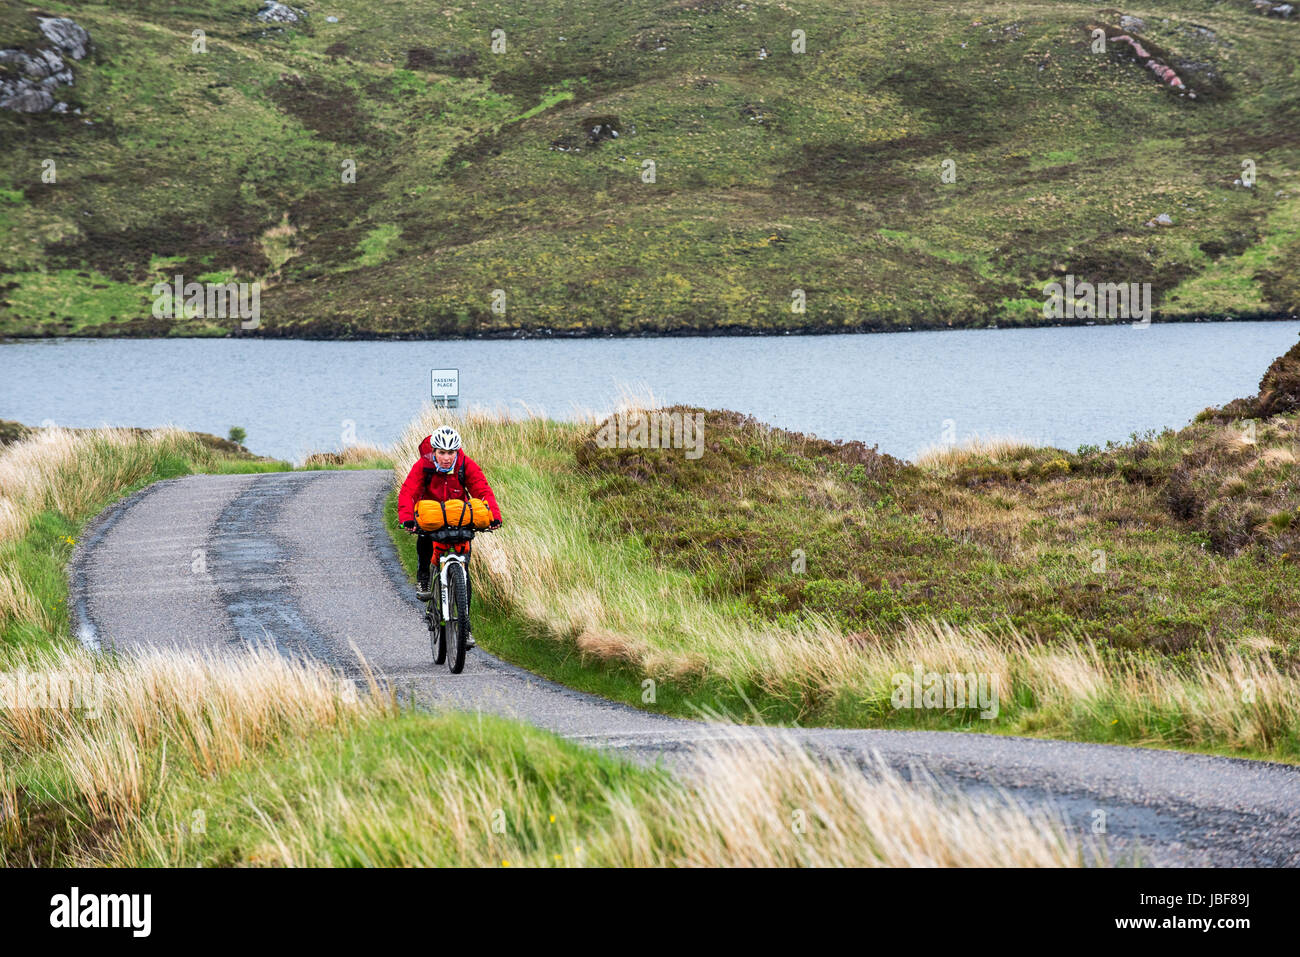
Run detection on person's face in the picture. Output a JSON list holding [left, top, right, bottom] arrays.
[[434, 448, 456, 469]]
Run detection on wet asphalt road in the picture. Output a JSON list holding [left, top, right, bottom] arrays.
[[68, 469, 1300, 866]]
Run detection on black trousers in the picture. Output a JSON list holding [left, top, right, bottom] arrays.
[[417, 538, 474, 571], [416, 538, 472, 604]]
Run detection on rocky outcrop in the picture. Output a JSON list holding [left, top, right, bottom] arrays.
[[0, 16, 89, 113], [1251, 1, 1295, 17], [1211, 338, 1300, 421], [1253, 341, 1300, 418], [256, 2, 306, 23], [550, 115, 635, 153], [38, 17, 90, 59]]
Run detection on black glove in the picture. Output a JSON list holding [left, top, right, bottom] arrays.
[[488, 519, 503, 530], [402, 520, 416, 531]]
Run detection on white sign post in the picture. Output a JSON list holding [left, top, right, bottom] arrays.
[[431, 369, 460, 409]]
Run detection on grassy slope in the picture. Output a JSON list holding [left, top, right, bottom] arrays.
[[576, 409, 1300, 656], [0, 0, 1296, 337]]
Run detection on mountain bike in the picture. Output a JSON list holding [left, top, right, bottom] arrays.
[[406, 524, 492, 674]]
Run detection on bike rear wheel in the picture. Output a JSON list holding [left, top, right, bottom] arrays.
[[446, 561, 469, 674]]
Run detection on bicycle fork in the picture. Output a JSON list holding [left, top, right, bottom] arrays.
[[436, 554, 468, 624]]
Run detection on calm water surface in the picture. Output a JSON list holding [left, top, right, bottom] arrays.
[[2, 322, 1296, 462]]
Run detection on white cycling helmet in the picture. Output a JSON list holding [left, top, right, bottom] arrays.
[[429, 426, 462, 452]]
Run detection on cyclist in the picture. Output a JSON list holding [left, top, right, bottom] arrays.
[[397, 426, 502, 640]]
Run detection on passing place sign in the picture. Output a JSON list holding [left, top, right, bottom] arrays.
[[431, 369, 459, 400]]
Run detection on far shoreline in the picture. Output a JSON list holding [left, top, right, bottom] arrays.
[[3, 311, 1299, 345]]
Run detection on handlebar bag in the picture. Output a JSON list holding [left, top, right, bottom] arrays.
[[415, 499, 447, 531], [416, 498, 493, 531]]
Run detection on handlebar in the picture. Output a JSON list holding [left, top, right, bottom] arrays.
[[403, 522, 500, 536]]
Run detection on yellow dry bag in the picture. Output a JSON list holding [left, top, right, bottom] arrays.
[[414, 498, 493, 531]]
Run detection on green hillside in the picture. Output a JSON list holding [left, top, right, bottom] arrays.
[[1, 0, 1297, 337]]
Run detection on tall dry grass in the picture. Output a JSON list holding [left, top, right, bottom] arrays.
[[136, 719, 1086, 868], [0, 567, 53, 634], [0, 426, 204, 544], [0, 645, 393, 840], [3, 646, 1087, 868], [913, 433, 1044, 471], [0, 757, 16, 846], [655, 731, 1086, 867]]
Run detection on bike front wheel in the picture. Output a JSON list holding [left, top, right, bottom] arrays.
[[445, 561, 470, 674], [428, 591, 447, 665]]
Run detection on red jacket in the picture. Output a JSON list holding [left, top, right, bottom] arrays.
[[397, 436, 502, 524]]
